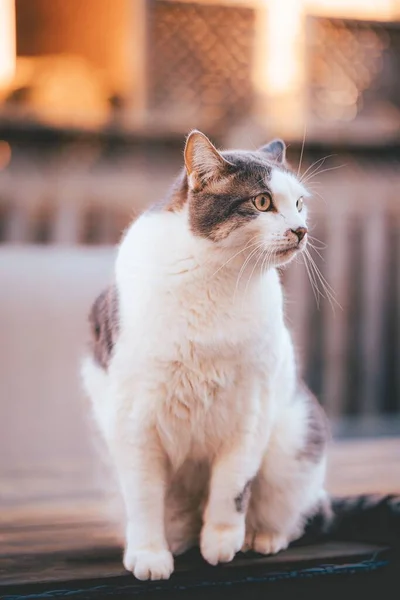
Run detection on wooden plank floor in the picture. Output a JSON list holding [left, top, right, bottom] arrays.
[[1, 437, 399, 596]]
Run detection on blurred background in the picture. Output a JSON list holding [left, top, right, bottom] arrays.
[[1, 0, 399, 515]]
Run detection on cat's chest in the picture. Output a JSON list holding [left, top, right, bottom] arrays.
[[179, 286, 263, 344], [154, 339, 267, 463], [164, 341, 242, 406]]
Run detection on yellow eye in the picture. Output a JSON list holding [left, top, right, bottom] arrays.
[[296, 196, 304, 212], [253, 193, 272, 212]]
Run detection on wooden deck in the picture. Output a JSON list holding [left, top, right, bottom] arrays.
[[1, 437, 399, 598]]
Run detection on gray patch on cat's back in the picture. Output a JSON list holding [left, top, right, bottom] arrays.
[[89, 284, 119, 370], [152, 169, 189, 213], [234, 480, 252, 513], [297, 383, 329, 463]]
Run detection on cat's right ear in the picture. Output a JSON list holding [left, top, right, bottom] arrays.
[[259, 139, 287, 164], [184, 130, 230, 190]]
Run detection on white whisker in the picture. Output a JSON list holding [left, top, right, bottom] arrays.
[[302, 252, 321, 308], [234, 244, 265, 299], [297, 124, 307, 177], [302, 163, 346, 185], [210, 235, 264, 279], [308, 235, 327, 250], [307, 242, 325, 261], [304, 248, 342, 311], [310, 189, 327, 204], [299, 154, 336, 183], [244, 245, 268, 296]]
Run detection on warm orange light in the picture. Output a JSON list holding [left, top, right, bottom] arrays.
[[0, 0, 16, 90], [266, 0, 303, 95], [0, 140, 11, 169], [306, 0, 399, 21], [262, 0, 399, 97]]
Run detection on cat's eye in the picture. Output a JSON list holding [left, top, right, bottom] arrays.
[[296, 197, 304, 212], [253, 193, 272, 212]]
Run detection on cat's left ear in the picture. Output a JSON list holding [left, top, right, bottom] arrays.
[[184, 130, 231, 190], [259, 139, 286, 165]]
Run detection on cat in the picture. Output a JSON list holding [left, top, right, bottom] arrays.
[[81, 131, 399, 581]]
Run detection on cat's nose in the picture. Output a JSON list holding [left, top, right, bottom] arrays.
[[291, 227, 308, 243]]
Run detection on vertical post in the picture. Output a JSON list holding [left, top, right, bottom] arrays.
[[322, 183, 351, 419], [124, 0, 148, 128], [360, 179, 387, 416], [0, 0, 16, 93], [253, 0, 306, 140], [52, 180, 82, 246], [397, 209, 400, 415], [284, 257, 312, 377]]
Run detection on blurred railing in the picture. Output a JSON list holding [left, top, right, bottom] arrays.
[[0, 153, 399, 419], [307, 17, 400, 144], [3, 4, 400, 141], [284, 166, 399, 419], [1, 3, 400, 423]]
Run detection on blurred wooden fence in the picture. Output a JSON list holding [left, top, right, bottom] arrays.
[[0, 159, 399, 419], [284, 167, 399, 418]]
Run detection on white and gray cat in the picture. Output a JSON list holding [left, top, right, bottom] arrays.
[[82, 131, 399, 580]]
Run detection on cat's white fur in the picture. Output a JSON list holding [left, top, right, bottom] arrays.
[[82, 151, 327, 580]]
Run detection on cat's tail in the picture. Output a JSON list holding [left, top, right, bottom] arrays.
[[300, 494, 400, 547]]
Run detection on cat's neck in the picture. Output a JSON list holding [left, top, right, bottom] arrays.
[[119, 206, 281, 304], [161, 224, 280, 309]]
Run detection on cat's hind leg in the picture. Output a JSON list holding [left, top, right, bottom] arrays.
[[246, 394, 328, 555], [246, 456, 327, 554]]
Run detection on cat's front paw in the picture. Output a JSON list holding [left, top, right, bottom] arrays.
[[200, 522, 245, 565], [123, 548, 174, 580], [251, 531, 290, 555]]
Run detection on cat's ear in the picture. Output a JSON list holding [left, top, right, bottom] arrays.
[[184, 130, 230, 190], [259, 139, 286, 164]]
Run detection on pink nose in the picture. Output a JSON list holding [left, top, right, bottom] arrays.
[[291, 227, 308, 242]]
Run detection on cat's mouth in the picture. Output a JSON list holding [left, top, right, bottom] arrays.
[[275, 244, 302, 257]]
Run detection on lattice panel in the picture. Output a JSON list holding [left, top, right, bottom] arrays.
[[147, 0, 255, 131], [308, 18, 400, 124]]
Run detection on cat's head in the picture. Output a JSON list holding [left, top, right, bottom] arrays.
[[178, 130, 309, 267]]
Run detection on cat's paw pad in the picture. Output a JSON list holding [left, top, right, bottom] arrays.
[[252, 531, 290, 555], [200, 523, 244, 565], [123, 548, 174, 580]]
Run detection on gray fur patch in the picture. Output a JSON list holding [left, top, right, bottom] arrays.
[[164, 170, 189, 213], [234, 480, 252, 513], [158, 142, 290, 241], [298, 383, 329, 463], [188, 150, 273, 241], [89, 285, 119, 370]]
